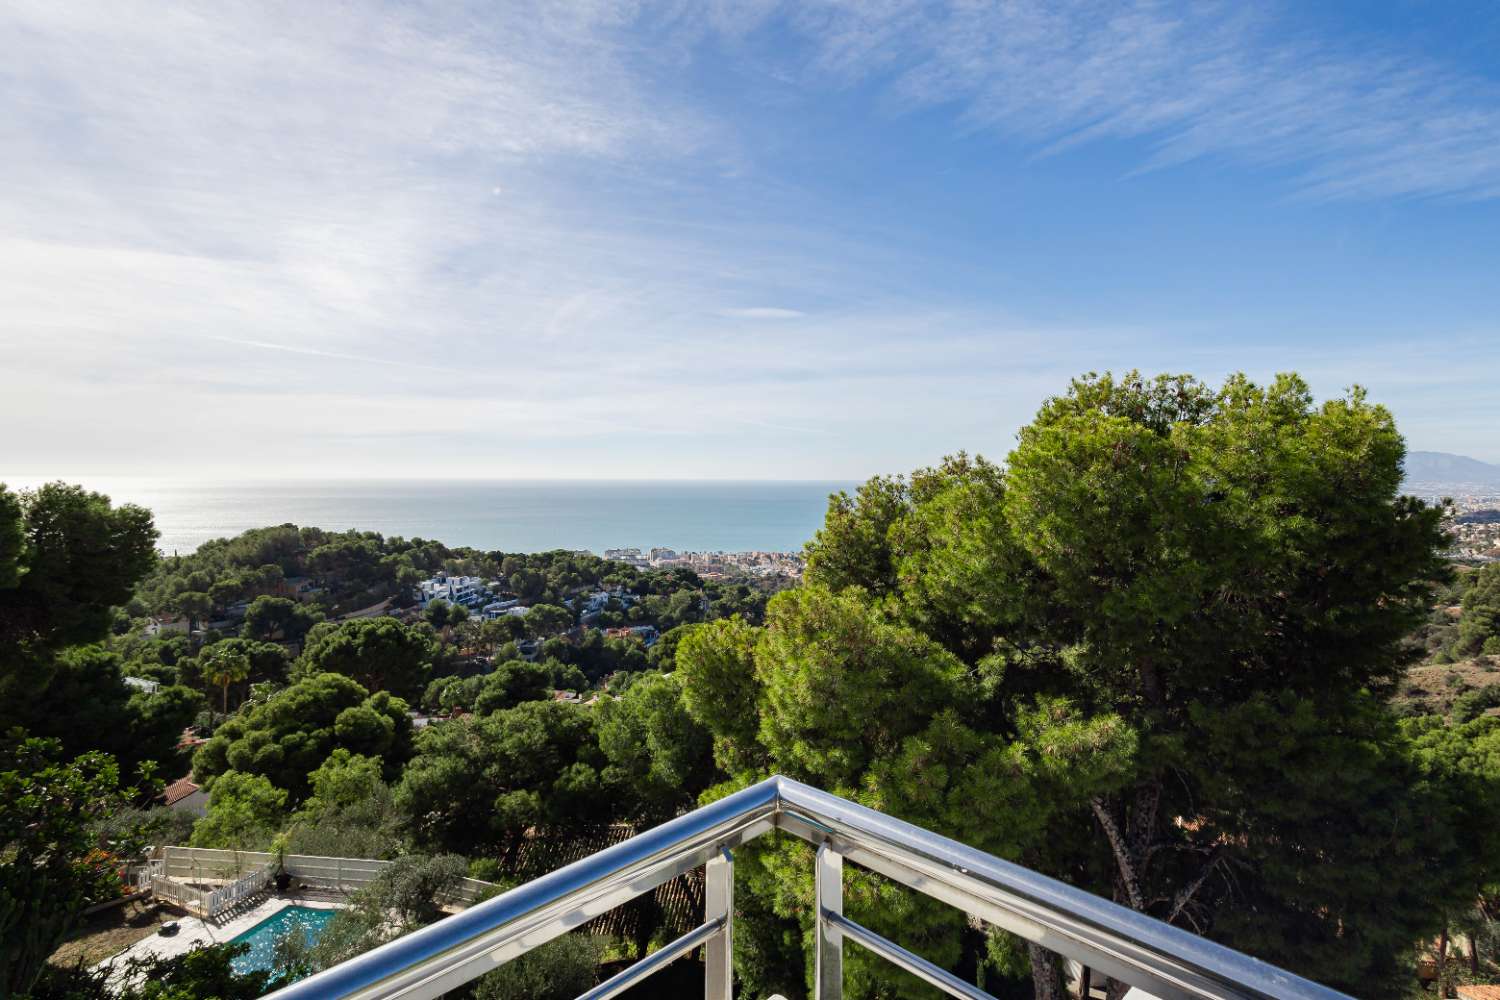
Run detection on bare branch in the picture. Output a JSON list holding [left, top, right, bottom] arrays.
[[1090, 795, 1145, 911]]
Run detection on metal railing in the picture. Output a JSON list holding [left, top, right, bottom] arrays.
[[265, 776, 1352, 1000]]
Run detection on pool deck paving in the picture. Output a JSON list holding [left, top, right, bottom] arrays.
[[101, 894, 344, 970]]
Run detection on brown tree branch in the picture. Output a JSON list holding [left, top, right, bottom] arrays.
[[1090, 795, 1145, 911]]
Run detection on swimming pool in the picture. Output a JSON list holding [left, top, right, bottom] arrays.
[[228, 905, 337, 977]]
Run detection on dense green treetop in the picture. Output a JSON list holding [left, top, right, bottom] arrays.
[[189, 637, 290, 687], [541, 628, 648, 683], [0, 483, 157, 717], [295, 616, 434, 699], [682, 372, 1462, 1000], [522, 603, 574, 639], [284, 749, 404, 860], [301, 748, 386, 814], [595, 670, 713, 823], [190, 770, 288, 849], [22, 644, 202, 777], [192, 671, 412, 800], [395, 701, 613, 857], [242, 595, 324, 643], [474, 659, 553, 715]]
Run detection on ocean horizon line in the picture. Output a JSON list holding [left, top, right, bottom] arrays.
[[2, 474, 862, 487]]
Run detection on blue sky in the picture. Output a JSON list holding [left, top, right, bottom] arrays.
[[3, 0, 1498, 479]]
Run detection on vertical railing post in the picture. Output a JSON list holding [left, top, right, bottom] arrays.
[[705, 847, 734, 1000], [815, 841, 843, 1000]]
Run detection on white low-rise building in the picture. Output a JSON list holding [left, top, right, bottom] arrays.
[[416, 574, 492, 609]]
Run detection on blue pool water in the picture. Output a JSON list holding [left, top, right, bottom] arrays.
[[229, 905, 336, 977]]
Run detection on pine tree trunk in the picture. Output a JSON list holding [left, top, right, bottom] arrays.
[[1437, 926, 1450, 999], [1029, 943, 1064, 1000]]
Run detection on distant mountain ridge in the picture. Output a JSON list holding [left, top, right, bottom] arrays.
[[1405, 451, 1500, 487]]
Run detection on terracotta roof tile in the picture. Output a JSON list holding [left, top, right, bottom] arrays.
[[162, 776, 200, 806]]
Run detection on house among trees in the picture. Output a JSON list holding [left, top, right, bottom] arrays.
[[161, 775, 207, 817]]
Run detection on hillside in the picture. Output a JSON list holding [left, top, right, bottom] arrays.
[[1405, 450, 1500, 487]]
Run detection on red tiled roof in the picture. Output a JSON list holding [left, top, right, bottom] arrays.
[[162, 776, 200, 806]]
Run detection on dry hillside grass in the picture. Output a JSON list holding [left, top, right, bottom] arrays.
[[47, 898, 179, 970], [1396, 655, 1500, 717]]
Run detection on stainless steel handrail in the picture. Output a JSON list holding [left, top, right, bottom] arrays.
[[265, 775, 1353, 1000]]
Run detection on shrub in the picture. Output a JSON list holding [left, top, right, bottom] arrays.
[[1453, 685, 1500, 723], [471, 934, 602, 1000]]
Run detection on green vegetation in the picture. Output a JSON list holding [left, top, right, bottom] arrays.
[[191, 672, 413, 800], [1460, 565, 1500, 658], [283, 750, 403, 859], [190, 770, 287, 849], [471, 934, 604, 1000], [274, 854, 470, 975], [678, 373, 1482, 999], [5, 370, 1500, 1000], [595, 670, 713, 823], [394, 701, 614, 857], [25, 941, 292, 1000], [295, 617, 434, 699], [1, 737, 143, 996]]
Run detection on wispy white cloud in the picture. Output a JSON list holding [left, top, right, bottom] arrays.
[[718, 307, 807, 320], [2, 0, 1499, 480], [758, 0, 1500, 201], [204, 337, 468, 375]]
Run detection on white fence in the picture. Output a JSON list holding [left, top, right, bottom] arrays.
[[149, 874, 212, 916], [134, 858, 164, 890], [150, 847, 495, 906], [206, 862, 275, 916], [143, 860, 272, 919]]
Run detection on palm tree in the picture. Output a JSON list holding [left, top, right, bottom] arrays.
[[199, 647, 250, 716]]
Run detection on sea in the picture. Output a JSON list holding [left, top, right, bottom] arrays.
[[0, 478, 856, 556]]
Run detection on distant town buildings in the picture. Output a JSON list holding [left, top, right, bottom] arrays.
[[644, 548, 804, 579], [1410, 489, 1500, 563], [595, 546, 804, 578]]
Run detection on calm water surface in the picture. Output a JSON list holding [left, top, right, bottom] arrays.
[[229, 904, 335, 977], [1, 478, 853, 555]]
